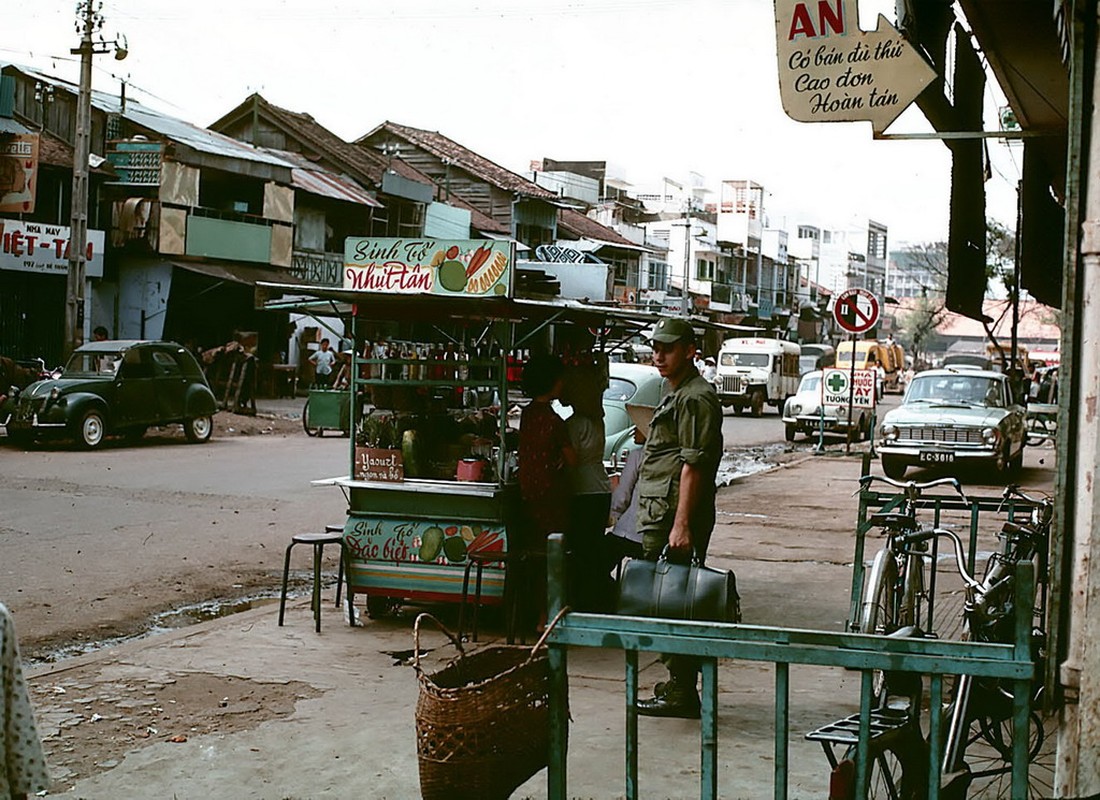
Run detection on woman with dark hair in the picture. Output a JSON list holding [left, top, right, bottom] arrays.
[[562, 372, 613, 611], [518, 355, 576, 543], [516, 354, 576, 627]]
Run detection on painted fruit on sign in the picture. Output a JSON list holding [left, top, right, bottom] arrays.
[[443, 535, 468, 563], [419, 526, 445, 562], [438, 260, 467, 291]]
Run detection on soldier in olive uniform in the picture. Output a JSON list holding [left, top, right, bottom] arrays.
[[635, 316, 724, 718]]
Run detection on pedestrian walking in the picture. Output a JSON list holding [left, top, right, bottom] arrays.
[[634, 317, 723, 719]]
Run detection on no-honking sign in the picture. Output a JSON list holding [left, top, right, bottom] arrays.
[[833, 288, 880, 334]]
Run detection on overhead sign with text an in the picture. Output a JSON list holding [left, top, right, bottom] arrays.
[[774, 0, 937, 133]]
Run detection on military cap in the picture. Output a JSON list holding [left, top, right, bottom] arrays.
[[650, 316, 696, 344]]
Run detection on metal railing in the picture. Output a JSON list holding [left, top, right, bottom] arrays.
[[543, 534, 1037, 800]]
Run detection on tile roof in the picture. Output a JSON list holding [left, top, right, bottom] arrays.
[[557, 208, 638, 248], [895, 297, 1060, 342], [210, 94, 430, 190], [362, 121, 558, 201]]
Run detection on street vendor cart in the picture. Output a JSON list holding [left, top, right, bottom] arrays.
[[261, 237, 655, 621]]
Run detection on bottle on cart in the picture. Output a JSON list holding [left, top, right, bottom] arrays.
[[458, 342, 469, 381], [400, 342, 410, 380], [444, 343, 457, 381], [408, 343, 420, 381], [429, 343, 443, 380]]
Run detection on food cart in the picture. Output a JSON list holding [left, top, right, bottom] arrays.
[[261, 237, 655, 620]]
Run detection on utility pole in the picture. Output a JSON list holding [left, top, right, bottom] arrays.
[[681, 206, 692, 318], [65, 1, 126, 358]]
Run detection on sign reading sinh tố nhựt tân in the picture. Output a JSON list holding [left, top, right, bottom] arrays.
[[343, 238, 513, 298]]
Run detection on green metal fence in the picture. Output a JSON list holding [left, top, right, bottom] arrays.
[[543, 534, 1037, 800]]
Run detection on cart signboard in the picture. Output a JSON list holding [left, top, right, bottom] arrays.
[[822, 368, 875, 408], [343, 237, 514, 298]]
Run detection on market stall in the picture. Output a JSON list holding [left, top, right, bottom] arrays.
[[260, 237, 656, 620]]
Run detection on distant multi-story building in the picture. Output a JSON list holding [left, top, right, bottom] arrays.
[[886, 245, 945, 299]]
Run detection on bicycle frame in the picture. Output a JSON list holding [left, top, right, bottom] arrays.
[[929, 501, 1053, 795]]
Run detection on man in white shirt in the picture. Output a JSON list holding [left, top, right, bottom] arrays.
[[309, 338, 337, 388]]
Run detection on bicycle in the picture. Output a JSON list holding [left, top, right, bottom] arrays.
[[808, 475, 969, 798], [856, 475, 969, 654], [935, 485, 1055, 799], [812, 482, 1053, 798]]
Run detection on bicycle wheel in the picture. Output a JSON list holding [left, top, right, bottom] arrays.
[[954, 684, 1057, 799], [840, 730, 927, 799], [303, 399, 321, 437], [860, 550, 900, 706], [860, 549, 900, 636]]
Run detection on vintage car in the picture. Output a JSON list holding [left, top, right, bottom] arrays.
[[781, 371, 869, 443], [878, 368, 1027, 480], [600, 362, 666, 464], [5, 340, 217, 449]]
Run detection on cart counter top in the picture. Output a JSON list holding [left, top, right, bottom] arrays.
[[318, 476, 515, 498]]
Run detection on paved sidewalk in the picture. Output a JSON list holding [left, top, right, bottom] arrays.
[[23, 445, 1054, 799]]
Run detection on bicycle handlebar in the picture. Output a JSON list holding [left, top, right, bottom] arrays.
[[906, 527, 984, 592], [858, 474, 970, 504], [999, 483, 1053, 509]]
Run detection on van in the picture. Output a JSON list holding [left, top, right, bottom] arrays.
[[715, 337, 801, 416], [836, 339, 904, 395], [799, 343, 836, 376]]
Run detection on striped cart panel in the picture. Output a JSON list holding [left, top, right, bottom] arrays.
[[347, 561, 505, 603]]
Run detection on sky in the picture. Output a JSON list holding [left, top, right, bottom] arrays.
[[2, 0, 1023, 246]]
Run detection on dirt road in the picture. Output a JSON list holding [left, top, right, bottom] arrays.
[[1, 408, 346, 659]]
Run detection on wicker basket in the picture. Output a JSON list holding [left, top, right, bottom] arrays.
[[413, 612, 563, 800]]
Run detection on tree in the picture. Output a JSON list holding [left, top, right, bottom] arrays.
[[891, 241, 948, 367]]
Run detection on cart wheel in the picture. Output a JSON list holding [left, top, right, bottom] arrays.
[[303, 399, 320, 437], [366, 595, 398, 619]]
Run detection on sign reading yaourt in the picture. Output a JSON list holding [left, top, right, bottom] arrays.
[[774, 0, 936, 133]]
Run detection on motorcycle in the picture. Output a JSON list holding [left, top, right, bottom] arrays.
[[1, 357, 61, 427]]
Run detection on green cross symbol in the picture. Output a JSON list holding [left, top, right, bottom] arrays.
[[827, 372, 847, 393]]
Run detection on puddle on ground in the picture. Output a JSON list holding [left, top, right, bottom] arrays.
[[29, 592, 288, 667], [150, 596, 280, 631], [716, 444, 786, 486]]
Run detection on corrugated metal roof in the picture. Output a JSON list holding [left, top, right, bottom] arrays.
[[9, 64, 294, 169], [291, 167, 382, 207]]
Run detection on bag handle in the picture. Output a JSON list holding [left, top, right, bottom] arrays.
[[658, 545, 701, 566], [413, 612, 465, 673]]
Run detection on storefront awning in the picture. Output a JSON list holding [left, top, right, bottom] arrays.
[[172, 260, 297, 286]]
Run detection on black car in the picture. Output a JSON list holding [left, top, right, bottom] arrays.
[[5, 340, 217, 449]]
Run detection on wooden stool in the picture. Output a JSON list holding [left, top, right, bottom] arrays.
[[278, 531, 346, 632]]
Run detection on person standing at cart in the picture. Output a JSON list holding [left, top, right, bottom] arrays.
[[562, 372, 612, 612], [518, 355, 576, 623], [634, 317, 723, 719], [310, 338, 336, 388]]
